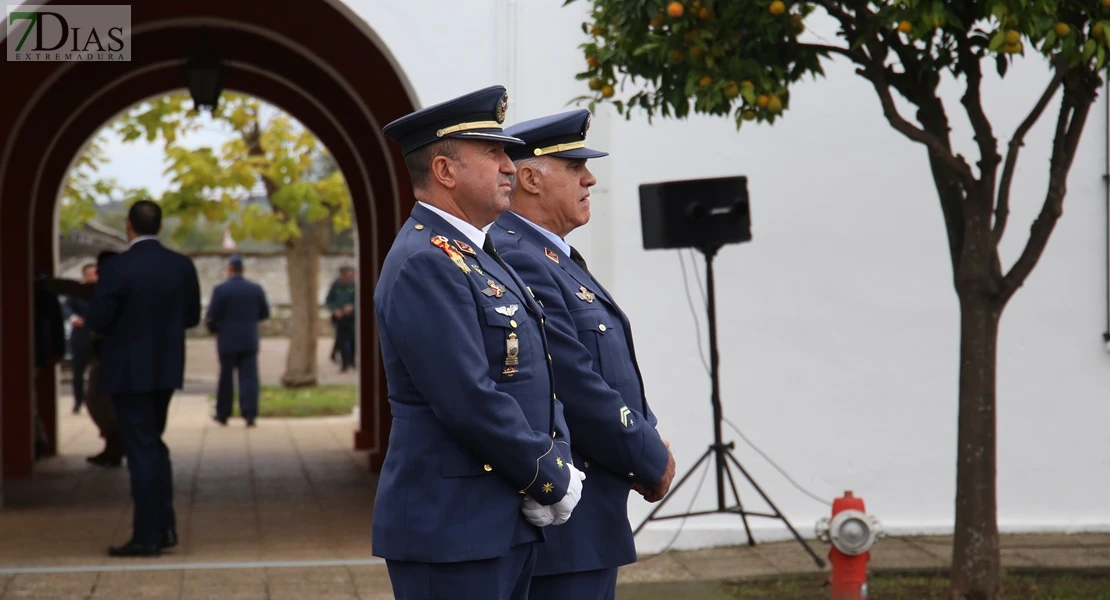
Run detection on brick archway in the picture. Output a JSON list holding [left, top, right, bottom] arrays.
[[0, 0, 416, 484]]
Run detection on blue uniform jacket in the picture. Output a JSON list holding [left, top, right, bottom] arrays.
[[85, 239, 202, 394], [371, 203, 574, 564], [205, 275, 270, 355], [491, 211, 671, 575]]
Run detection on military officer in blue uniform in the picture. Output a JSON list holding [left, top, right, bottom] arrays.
[[490, 109, 677, 599], [205, 254, 270, 427], [373, 86, 586, 600]]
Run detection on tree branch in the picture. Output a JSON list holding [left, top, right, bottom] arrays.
[[956, 34, 1000, 192], [797, 43, 867, 64], [859, 62, 978, 191], [992, 67, 1065, 246], [999, 77, 1096, 303]]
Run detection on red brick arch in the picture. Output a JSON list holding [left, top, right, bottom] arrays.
[[0, 0, 416, 484]]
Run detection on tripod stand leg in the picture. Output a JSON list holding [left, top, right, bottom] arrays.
[[721, 458, 756, 546], [724, 450, 827, 568], [632, 447, 713, 536]]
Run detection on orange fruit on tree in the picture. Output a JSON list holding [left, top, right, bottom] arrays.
[[698, 75, 713, 86], [651, 14, 664, 28], [766, 95, 783, 113], [741, 108, 756, 121], [756, 94, 770, 107], [1054, 22, 1070, 37], [587, 56, 600, 68], [588, 78, 604, 91], [699, 7, 713, 21], [1004, 41, 1023, 54], [792, 14, 805, 34], [601, 85, 615, 98], [897, 20, 912, 33], [1094, 23, 1105, 38], [667, 1, 684, 18], [741, 80, 754, 89], [1004, 30, 1020, 44], [723, 82, 740, 99], [769, 1, 785, 16]]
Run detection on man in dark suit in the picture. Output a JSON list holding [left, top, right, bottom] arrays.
[[86, 199, 201, 557], [205, 254, 270, 427], [63, 262, 98, 414], [374, 85, 584, 600], [490, 110, 677, 600]]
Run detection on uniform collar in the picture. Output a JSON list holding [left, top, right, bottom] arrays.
[[417, 201, 489, 250], [510, 211, 570, 257]]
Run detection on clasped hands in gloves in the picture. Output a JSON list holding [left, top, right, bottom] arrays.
[[520, 462, 585, 527]]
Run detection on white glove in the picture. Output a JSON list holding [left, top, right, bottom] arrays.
[[550, 463, 586, 526], [521, 495, 555, 527]]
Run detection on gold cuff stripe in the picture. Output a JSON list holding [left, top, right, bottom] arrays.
[[520, 438, 555, 495], [437, 121, 504, 137], [533, 140, 586, 156]]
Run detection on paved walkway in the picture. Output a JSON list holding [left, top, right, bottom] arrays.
[[1, 393, 1107, 598], [183, 336, 359, 387]]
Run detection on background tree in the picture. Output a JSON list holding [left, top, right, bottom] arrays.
[[57, 134, 146, 235], [115, 92, 353, 387], [569, 0, 1107, 597]]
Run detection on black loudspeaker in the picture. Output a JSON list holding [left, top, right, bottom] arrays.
[[639, 175, 752, 251]]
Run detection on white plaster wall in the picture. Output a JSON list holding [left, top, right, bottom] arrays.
[[345, 0, 1110, 552]]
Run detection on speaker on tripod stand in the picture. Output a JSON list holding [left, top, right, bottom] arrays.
[[637, 175, 825, 568]]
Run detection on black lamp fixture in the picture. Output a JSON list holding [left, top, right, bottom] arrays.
[[184, 36, 224, 112]]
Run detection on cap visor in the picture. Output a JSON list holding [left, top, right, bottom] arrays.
[[449, 130, 525, 145], [549, 147, 609, 159]]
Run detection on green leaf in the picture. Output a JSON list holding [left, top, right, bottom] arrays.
[[1084, 39, 1097, 62], [996, 54, 1008, 78], [1043, 29, 1056, 50], [1098, 45, 1107, 70]]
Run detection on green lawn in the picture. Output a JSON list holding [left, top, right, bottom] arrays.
[[616, 569, 1110, 599], [212, 384, 357, 418]]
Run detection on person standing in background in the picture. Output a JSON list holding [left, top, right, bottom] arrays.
[[325, 265, 357, 372], [63, 262, 98, 414], [87, 200, 201, 557], [206, 254, 270, 427]]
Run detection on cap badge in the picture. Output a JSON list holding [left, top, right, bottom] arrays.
[[497, 92, 509, 123]]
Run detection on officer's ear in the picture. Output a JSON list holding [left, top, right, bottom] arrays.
[[516, 163, 543, 195], [430, 154, 459, 189]]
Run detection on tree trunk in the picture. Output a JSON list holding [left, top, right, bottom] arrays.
[[949, 289, 1002, 600], [282, 235, 322, 387]]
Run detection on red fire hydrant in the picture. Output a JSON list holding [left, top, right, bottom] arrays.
[[815, 491, 883, 600]]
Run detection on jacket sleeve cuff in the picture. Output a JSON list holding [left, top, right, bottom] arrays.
[[521, 441, 572, 505], [632, 431, 670, 488]]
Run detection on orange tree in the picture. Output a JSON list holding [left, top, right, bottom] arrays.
[[567, 0, 1107, 598]]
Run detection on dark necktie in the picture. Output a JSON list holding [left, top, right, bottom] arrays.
[[569, 246, 591, 276]]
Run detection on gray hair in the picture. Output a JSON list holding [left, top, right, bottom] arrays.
[[509, 156, 552, 190]]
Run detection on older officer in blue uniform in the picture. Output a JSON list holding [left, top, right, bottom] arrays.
[[490, 109, 677, 599], [373, 85, 586, 600], [205, 254, 270, 427]]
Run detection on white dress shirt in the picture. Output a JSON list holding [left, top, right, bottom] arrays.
[[418, 201, 490, 250], [128, 235, 159, 248], [510, 211, 570, 257]]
